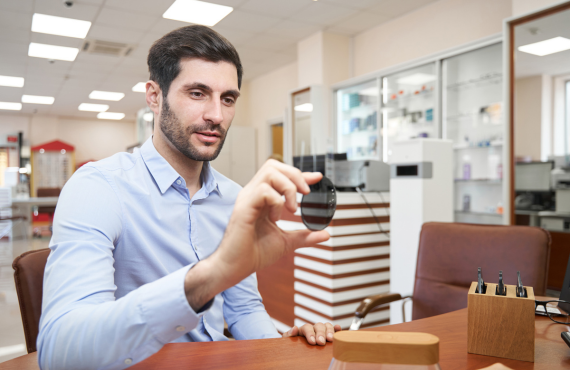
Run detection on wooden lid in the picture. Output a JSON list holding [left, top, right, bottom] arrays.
[[333, 331, 439, 365]]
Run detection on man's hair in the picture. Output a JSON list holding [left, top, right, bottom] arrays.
[[148, 25, 243, 97]]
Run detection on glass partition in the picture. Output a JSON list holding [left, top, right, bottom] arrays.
[[292, 89, 312, 157], [443, 43, 503, 224], [382, 63, 437, 160], [336, 79, 380, 160]]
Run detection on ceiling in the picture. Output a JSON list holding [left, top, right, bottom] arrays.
[[0, 0, 438, 121], [515, 7, 570, 78]]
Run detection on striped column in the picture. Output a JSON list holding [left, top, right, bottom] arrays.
[[278, 192, 391, 330]]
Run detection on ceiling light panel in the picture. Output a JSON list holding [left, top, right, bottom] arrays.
[[89, 90, 125, 101], [78, 103, 109, 112], [132, 82, 146, 93], [163, 0, 233, 26], [28, 43, 79, 62], [32, 13, 92, 39], [98, 112, 125, 120], [518, 37, 570, 56], [0, 102, 22, 111], [22, 95, 55, 105], [0, 75, 25, 88]]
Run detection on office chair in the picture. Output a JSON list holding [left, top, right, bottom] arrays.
[[350, 222, 551, 330], [12, 248, 51, 353]]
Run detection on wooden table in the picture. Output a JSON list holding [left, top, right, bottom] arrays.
[[3, 308, 570, 369]]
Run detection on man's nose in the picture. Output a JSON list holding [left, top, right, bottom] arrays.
[[203, 97, 223, 125]]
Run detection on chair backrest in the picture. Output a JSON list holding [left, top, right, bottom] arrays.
[[12, 248, 50, 353], [412, 222, 550, 320]]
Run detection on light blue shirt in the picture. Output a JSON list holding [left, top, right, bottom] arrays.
[[38, 138, 280, 370]]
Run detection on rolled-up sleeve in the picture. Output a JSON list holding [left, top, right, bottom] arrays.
[[222, 273, 280, 340], [37, 166, 207, 370]]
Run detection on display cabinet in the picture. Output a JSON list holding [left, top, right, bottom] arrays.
[[442, 43, 504, 224], [332, 36, 507, 225], [382, 63, 437, 160], [336, 79, 380, 160]]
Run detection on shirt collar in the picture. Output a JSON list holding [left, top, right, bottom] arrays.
[[140, 137, 222, 197]]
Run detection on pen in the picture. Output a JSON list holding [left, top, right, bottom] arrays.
[[517, 271, 527, 297], [497, 270, 506, 295], [477, 267, 485, 294]]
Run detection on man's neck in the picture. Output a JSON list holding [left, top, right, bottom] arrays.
[[152, 134, 203, 199]]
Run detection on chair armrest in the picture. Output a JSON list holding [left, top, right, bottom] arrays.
[[355, 293, 403, 319]]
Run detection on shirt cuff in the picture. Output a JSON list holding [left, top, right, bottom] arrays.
[[137, 264, 208, 344]]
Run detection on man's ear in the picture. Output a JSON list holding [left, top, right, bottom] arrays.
[[145, 81, 162, 117]]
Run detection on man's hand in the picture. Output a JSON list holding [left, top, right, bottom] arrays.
[[282, 323, 342, 345], [184, 160, 330, 310]]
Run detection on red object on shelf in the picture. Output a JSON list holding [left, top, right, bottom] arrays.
[[7, 135, 18, 142], [32, 213, 52, 223], [31, 140, 75, 152]]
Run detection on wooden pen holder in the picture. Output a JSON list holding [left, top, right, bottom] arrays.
[[467, 281, 535, 362]]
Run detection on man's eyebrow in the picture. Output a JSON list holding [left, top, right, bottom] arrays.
[[183, 83, 240, 99], [223, 89, 241, 99]]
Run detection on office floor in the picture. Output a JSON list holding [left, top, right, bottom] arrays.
[[0, 238, 50, 363]]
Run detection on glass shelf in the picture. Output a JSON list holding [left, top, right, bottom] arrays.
[[443, 42, 504, 225], [337, 79, 379, 160], [454, 179, 502, 184]]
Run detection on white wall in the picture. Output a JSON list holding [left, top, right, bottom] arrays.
[[512, 0, 563, 16], [0, 113, 137, 164], [245, 62, 298, 168], [353, 0, 512, 77], [514, 76, 544, 160]]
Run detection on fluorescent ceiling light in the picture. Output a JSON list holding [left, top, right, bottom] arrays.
[[0, 75, 24, 88], [0, 102, 22, 111], [78, 103, 109, 112], [396, 73, 436, 85], [518, 36, 570, 56], [294, 103, 313, 112], [22, 95, 55, 105], [32, 13, 91, 39], [143, 112, 154, 122], [89, 90, 125, 101], [163, 0, 233, 26], [28, 43, 79, 61], [132, 82, 146, 93], [97, 112, 125, 120]]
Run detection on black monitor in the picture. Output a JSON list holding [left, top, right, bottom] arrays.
[[559, 254, 570, 313]]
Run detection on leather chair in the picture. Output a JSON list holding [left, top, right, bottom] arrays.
[[352, 222, 551, 328], [12, 248, 51, 353]]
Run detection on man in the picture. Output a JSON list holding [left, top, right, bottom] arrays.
[[37, 25, 340, 369]]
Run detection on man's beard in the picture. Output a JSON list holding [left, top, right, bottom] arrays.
[[159, 98, 227, 162]]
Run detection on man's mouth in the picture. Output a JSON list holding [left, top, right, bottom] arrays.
[[196, 131, 220, 137]]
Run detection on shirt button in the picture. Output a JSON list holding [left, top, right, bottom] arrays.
[[124, 358, 132, 365], [176, 180, 181, 185], [176, 325, 186, 332]]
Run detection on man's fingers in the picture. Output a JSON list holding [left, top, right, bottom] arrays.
[[302, 172, 323, 186], [282, 326, 299, 338], [325, 322, 335, 342], [313, 322, 327, 346], [258, 183, 285, 222], [284, 229, 330, 253], [265, 169, 300, 213], [299, 324, 316, 345], [261, 159, 321, 195]]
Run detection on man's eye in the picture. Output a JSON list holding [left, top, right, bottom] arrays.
[[223, 98, 235, 105], [190, 92, 203, 98]]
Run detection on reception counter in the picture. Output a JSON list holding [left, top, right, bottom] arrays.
[[257, 191, 391, 330]]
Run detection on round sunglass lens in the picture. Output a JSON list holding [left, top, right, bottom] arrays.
[[301, 176, 337, 231]]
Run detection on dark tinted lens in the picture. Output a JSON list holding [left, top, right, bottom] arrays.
[[301, 176, 336, 231]]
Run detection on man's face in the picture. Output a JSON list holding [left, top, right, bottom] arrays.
[[158, 58, 239, 161]]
